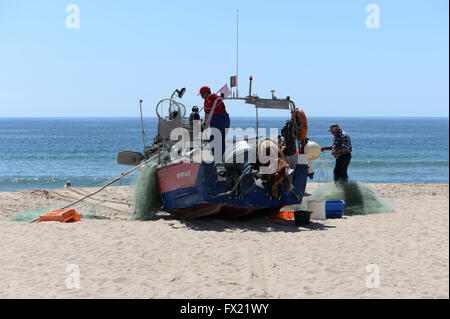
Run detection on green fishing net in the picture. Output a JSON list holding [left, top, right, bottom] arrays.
[[145, 141, 176, 163], [131, 162, 161, 220], [10, 206, 57, 222], [281, 151, 395, 215], [285, 181, 395, 215], [11, 206, 109, 222]]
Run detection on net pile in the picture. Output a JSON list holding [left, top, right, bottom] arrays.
[[131, 162, 161, 220], [288, 181, 395, 215], [11, 207, 109, 222], [11, 207, 58, 222], [284, 151, 395, 215]]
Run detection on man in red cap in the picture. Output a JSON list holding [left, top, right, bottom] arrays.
[[199, 86, 230, 159]]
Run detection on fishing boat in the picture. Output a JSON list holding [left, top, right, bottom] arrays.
[[118, 78, 316, 219]]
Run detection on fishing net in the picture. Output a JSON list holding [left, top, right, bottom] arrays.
[[307, 151, 333, 193], [286, 180, 395, 215], [145, 140, 177, 163], [11, 145, 164, 222], [131, 162, 161, 220], [11, 206, 109, 222], [10, 206, 58, 222], [282, 150, 394, 215]]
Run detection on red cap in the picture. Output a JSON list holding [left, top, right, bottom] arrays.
[[198, 86, 210, 96]]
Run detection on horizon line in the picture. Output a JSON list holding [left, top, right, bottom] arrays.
[[0, 115, 449, 119]]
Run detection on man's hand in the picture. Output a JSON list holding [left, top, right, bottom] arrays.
[[332, 149, 341, 157]]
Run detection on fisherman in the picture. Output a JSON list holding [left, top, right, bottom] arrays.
[[64, 180, 71, 188], [321, 123, 352, 184], [189, 106, 200, 125], [198, 86, 230, 159]]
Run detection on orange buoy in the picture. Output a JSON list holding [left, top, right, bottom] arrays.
[[295, 108, 308, 141], [37, 209, 82, 223], [268, 209, 295, 220]]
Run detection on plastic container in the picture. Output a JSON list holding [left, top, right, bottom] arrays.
[[37, 209, 82, 223], [325, 200, 345, 219], [269, 210, 294, 220], [326, 211, 343, 219], [294, 210, 311, 226], [325, 200, 345, 212], [307, 200, 326, 220]]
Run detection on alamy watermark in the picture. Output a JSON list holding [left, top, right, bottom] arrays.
[[168, 121, 288, 175], [365, 264, 380, 288], [365, 4, 380, 29], [65, 4, 80, 29], [65, 264, 80, 289]]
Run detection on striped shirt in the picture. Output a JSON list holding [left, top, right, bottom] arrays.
[[332, 129, 352, 156]]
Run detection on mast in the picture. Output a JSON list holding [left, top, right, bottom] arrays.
[[139, 99, 146, 152], [236, 9, 239, 98]]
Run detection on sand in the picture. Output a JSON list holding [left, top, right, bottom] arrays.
[[0, 183, 448, 299]]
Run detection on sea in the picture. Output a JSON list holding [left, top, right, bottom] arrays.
[[0, 117, 448, 191]]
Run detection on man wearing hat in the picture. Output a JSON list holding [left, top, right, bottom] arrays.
[[198, 86, 230, 159], [321, 123, 352, 183]]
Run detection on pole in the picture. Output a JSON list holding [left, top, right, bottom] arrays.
[[256, 107, 259, 146], [139, 99, 146, 152], [236, 8, 239, 98]]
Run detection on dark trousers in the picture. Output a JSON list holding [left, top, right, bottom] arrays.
[[209, 112, 230, 159], [334, 153, 351, 183]]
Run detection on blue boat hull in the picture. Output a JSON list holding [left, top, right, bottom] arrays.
[[156, 161, 308, 218]]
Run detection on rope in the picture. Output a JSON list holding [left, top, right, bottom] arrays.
[[29, 153, 159, 223]]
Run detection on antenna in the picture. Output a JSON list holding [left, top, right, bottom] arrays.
[[236, 8, 239, 98], [139, 99, 146, 152]]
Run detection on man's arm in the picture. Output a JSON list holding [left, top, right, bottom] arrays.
[[321, 146, 332, 151], [331, 148, 343, 157]]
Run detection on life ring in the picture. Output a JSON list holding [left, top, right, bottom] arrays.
[[295, 108, 308, 141]]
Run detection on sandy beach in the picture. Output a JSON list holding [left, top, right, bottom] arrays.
[[0, 183, 448, 299]]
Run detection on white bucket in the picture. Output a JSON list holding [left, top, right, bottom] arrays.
[[307, 200, 326, 220]]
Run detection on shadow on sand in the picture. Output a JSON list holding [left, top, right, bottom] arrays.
[[154, 213, 335, 233]]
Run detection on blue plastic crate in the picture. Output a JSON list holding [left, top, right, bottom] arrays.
[[325, 200, 345, 219], [326, 211, 343, 219], [325, 200, 345, 212]]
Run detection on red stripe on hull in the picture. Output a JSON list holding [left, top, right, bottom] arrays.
[[157, 162, 200, 193]]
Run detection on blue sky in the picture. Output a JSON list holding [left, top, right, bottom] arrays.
[[0, 0, 448, 117]]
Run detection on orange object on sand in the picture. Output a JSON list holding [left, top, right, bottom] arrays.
[[37, 209, 82, 223], [269, 210, 295, 220]]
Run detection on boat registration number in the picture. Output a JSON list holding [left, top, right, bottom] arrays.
[[177, 170, 191, 178]]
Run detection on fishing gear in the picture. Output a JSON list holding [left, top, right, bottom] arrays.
[[29, 153, 159, 223]]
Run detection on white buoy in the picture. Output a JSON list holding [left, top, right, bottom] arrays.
[[304, 141, 321, 161]]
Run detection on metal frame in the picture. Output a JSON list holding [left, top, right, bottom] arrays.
[[204, 95, 299, 148]]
